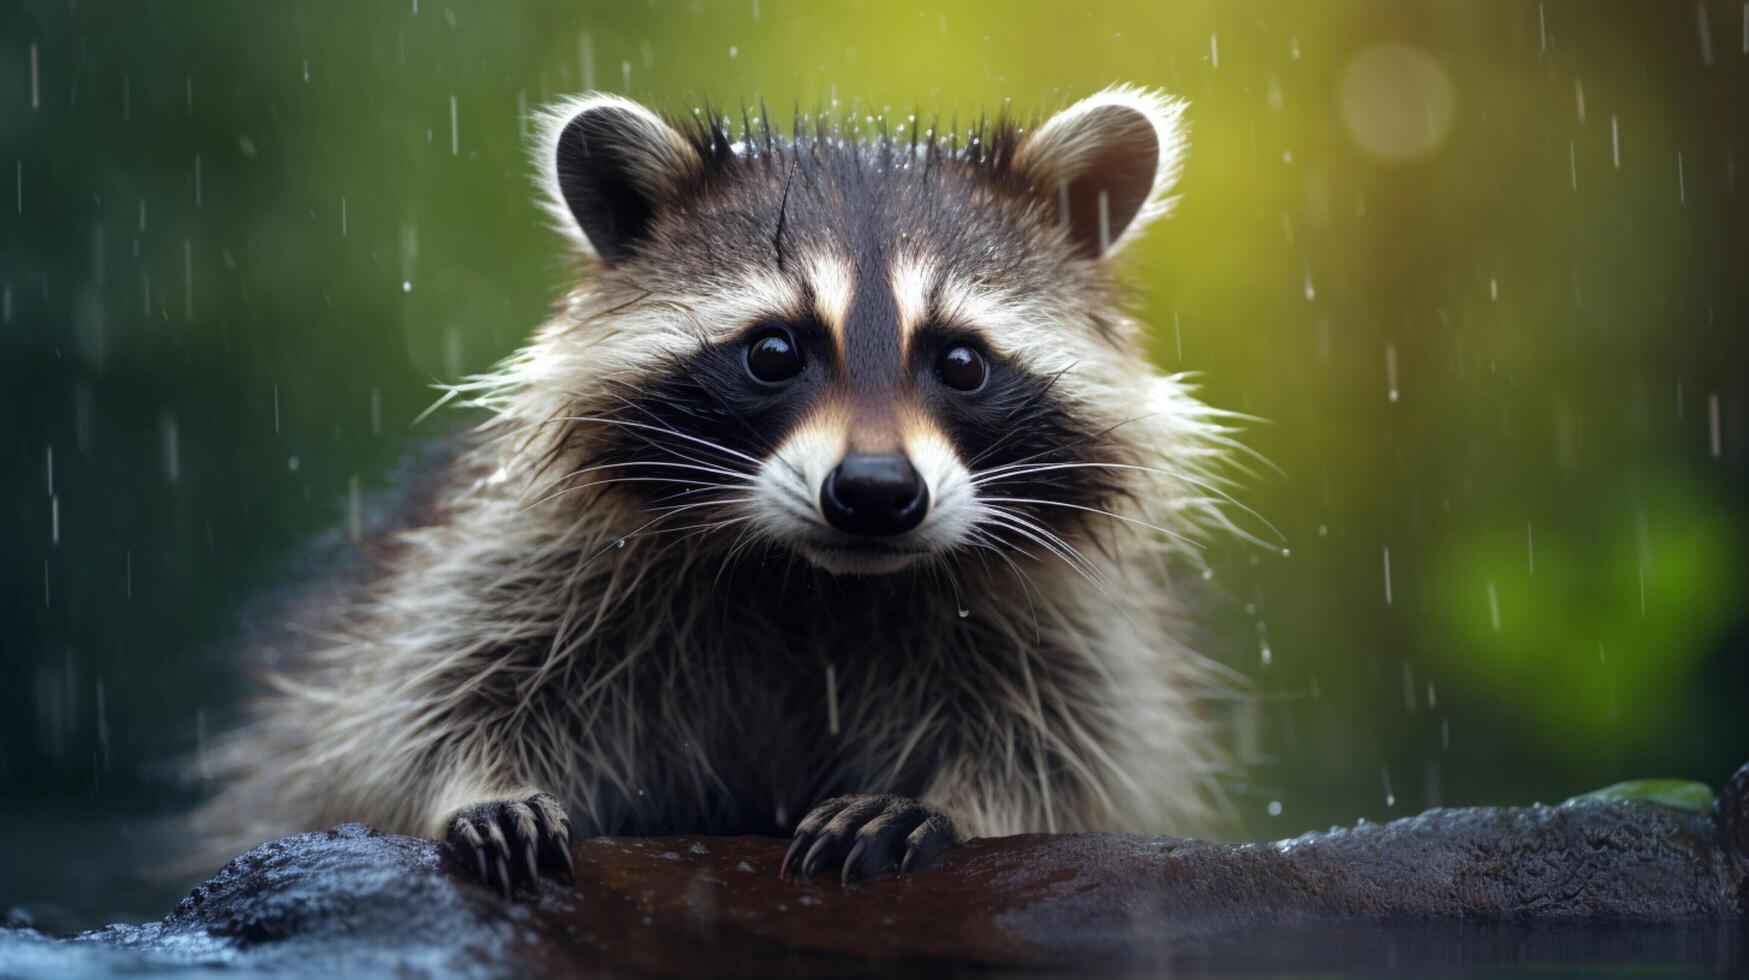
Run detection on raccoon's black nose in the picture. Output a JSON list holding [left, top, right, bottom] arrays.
[[821, 454, 928, 537]]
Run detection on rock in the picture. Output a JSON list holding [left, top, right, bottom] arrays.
[[4, 764, 1746, 977]]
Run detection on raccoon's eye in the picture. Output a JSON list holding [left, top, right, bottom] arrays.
[[744, 325, 804, 384], [935, 343, 988, 393]]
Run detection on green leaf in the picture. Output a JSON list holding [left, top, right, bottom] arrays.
[[1566, 779, 1714, 813]]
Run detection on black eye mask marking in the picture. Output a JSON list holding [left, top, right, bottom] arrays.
[[909, 327, 1126, 533], [573, 313, 1123, 555], [582, 317, 831, 513]]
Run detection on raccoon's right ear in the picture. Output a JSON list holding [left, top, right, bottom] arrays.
[[536, 94, 703, 265]]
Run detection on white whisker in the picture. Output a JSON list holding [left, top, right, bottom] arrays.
[[556, 415, 765, 467], [979, 495, 1201, 548]]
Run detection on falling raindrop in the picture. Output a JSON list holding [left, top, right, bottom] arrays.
[[1096, 189, 1111, 254], [349, 475, 362, 544], [444, 328, 461, 378], [92, 678, 111, 772], [1382, 546, 1393, 605], [824, 662, 839, 735], [160, 413, 180, 483], [183, 238, 194, 322], [1697, 1, 1715, 66]]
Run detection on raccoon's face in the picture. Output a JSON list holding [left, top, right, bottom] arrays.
[[536, 89, 1187, 575]]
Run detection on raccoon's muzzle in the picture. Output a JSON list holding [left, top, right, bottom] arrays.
[[820, 452, 928, 537]]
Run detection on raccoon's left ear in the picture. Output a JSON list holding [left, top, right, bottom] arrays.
[[1014, 86, 1188, 258], [535, 94, 704, 265]]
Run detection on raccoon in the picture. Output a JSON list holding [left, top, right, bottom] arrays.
[[199, 86, 1249, 894]]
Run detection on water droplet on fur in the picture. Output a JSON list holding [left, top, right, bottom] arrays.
[[957, 606, 969, 618], [615, 538, 626, 548]]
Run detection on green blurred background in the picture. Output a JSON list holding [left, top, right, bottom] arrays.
[[3, 1, 1745, 928]]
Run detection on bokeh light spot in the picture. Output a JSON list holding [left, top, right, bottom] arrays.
[[1340, 43, 1456, 163]]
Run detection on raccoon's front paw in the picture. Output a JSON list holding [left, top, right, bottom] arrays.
[[780, 794, 955, 884], [442, 792, 573, 899]]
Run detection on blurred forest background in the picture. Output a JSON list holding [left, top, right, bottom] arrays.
[[2, 1, 1745, 928]]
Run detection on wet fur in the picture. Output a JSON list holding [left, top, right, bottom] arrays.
[[196, 88, 1249, 862]]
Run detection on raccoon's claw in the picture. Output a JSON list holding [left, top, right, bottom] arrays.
[[780, 794, 955, 883], [442, 791, 573, 899]]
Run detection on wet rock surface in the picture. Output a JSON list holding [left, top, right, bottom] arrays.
[[4, 766, 1746, 977]]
